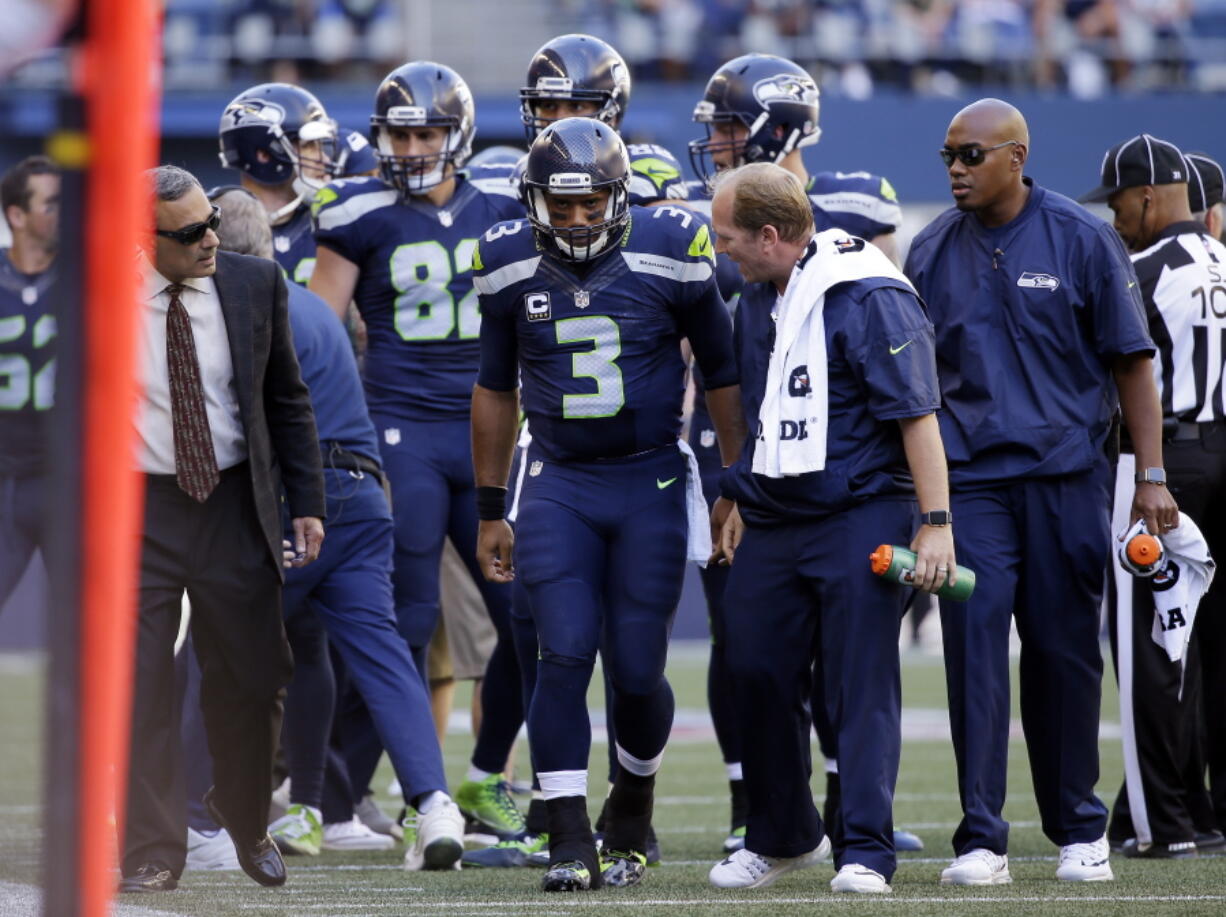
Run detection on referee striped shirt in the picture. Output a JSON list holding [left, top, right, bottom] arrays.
[[1133, 221, 1226, 420]]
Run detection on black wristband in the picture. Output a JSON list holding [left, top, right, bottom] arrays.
[[476, 486, 508, 521]]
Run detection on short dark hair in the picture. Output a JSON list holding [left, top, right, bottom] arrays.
[[1, 156, 58, 214]]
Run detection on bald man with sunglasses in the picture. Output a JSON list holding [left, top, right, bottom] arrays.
[[904, 99, 1176, 886], [122, 165, 325, 894]]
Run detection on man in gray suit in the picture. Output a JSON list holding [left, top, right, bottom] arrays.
[[121, 165, 325, 893]]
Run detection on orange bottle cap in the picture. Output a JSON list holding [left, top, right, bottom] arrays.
[[1127, 533, 1162, 567], [869, 544, 893, 575]]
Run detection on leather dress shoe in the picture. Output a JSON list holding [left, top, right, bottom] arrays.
[[119, 862, 178, 892], [203, 787, 287, 887]]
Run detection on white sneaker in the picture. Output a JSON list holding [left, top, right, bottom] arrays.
[[1057, 836, 1114, 882], [403, 797, 464, 871], [185, 827, 240, 870], [356, 793, 402, 840], [831, 863, 891, 894], [268, 776, 291, 823], [322, 815, 395, 851], [940, 848, 1011, 885], [708, 834, 832, 889]]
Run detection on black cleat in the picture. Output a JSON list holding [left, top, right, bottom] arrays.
[[542, 859, 596, 891], [600, 849, 647, 887]]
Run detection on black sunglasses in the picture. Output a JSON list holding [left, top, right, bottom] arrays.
[[156, 204, 222, 245], [939, 140, 1019, 168]]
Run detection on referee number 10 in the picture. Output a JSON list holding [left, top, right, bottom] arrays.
[[1193, 284, 1226, 320]]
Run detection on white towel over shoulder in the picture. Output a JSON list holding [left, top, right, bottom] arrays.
[[753, 229, 915, 478]]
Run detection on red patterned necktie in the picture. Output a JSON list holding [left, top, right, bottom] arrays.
[[165, 283, 220, 502]]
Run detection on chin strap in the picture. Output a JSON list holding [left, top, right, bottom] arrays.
[[267, 194, 305, 226]]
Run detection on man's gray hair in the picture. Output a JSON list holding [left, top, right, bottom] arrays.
[[211, 188, 274, 261], [146, 164, 201, 202]]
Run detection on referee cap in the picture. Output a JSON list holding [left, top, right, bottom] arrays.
[[1079, 133, 1186, 203], [1185, 152, 1224, 213]]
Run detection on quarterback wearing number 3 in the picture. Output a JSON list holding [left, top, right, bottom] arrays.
[[471, 118, 745, 892]]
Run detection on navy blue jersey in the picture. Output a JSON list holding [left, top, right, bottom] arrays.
[[0, 250, 56, 476], [313, 169, 522, 421], [905, 179, 1154, 487], [722, 277, 939, 524], [285, 282, 387, 521], [476, 205, 738, 462], [273, 202, 317, 286], [805, 170, 901, 240], [685, 168, 903, 241], [626, 143, 690, 206]]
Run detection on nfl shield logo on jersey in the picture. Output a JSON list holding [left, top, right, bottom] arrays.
[[574, 290, 590, 309], [700, 429, 716, 448], [384, 427, 401, 446], [525, 292, 551, 322], [529, 460, 543, 477]]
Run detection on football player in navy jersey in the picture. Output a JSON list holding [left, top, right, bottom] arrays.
[[309, 61, 530, 842], [0, 156, 57, 610], [520, 33, 691, 209], [471, 118, 745, 891], [218, 83, 342, 286], [689, 53, 901, 264]]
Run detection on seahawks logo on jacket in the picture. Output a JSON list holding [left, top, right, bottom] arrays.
[[1016, 271, 1061, 292]]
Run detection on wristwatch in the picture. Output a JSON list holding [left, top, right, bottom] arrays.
[[1135, 467, 1167, 485], [920, 510, 952, 526]]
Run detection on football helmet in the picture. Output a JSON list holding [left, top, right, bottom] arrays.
[[520, 34, 631, 143], [522, 117, 630, 262], [689, 54, 821, 186], [371, 61, 475, 196], [334, 127, 379, 177], [218, 83, 338, 198]]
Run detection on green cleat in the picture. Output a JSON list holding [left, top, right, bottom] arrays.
[[269, 804, 322, 857], [542, 859, 595, 891], [454, 775, 526, 839], [600, 849, 647, 887], [462, 833, 549, 868]]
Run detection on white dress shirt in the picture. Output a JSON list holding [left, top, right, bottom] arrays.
[[136, 255, 247, 474]]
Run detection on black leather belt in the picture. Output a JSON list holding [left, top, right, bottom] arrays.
[[1163, 419, 1220, 442], [324, 442, 382, 478]]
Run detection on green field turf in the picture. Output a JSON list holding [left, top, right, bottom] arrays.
[[2, 642, 1224, 916]]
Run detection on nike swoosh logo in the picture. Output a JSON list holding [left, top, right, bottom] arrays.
[[889, 340, 914, 355], [656, 477, 678, 490], [1128, 281, 1136, 288]]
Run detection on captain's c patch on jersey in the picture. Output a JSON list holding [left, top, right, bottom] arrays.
[[525, 292, 552, 322]]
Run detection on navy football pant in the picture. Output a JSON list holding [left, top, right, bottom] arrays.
[[515, 446, 687, 779], [0, 474, 42, 608], [281, 603, 334, 810], [725, 498, 910, 877], [281, 500, 446, 805], [372, 415, 522, 778], [943, 471, 1111, 855]]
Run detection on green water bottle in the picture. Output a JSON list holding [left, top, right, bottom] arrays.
[[869, 544, 976, 601]]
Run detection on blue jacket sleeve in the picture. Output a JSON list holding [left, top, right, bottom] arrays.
[[841, 284, 941, 421]]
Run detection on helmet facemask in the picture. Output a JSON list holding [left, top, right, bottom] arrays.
[[524, 172, 629, 262], [519, 79, 621, 144], [372, 108, 471, 197]]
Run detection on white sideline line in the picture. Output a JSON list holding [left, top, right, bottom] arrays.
[[237, 895, 1226, 911]]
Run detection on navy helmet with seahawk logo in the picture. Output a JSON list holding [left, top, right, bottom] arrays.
[[689, 53, 820, 186]]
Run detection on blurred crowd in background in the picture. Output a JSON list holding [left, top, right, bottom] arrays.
[[7, 1, 1226, 98]]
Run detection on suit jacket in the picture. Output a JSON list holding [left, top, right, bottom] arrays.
[[213, 250, 325, 577]]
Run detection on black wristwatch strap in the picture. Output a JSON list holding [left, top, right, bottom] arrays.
[[920, 510, 952, 526]]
